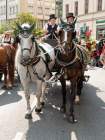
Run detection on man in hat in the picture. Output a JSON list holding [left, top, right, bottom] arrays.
[[66, 12, 77, 40], [43, 14, 62, 80], [43, 14, 60, 46]]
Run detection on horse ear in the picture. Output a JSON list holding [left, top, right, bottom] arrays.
[[16, 23, 22, 31], [15, 36, 20, 43], [60, 18, 66, 25], [73, 17, 77, 25], [29, 23, 35, 33]]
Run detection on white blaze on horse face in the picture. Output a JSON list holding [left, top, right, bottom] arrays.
[[64, 30, 67, 42], [19, 35, 35, 59]]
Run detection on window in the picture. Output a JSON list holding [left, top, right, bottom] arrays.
[[16, 5, 18, 13], [45, 7, 50, 15], [75, 1, 78, 16], [3, 5, 6, 15], [1, 6, 3, 15], [28, 0, 34, 3], [37, 7, 42, 15], [85, 0, 89, 14], [10, 7, 12, 15], [65, 4, 69, 16], [97, 0, 102, 11], [13, 6, 15, 14], [9, 6, 15, 15]]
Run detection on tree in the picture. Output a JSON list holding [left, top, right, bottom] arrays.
[[0, 22, 11, 34], [0, 24, 5, 34], [12, 13, 44, 37]]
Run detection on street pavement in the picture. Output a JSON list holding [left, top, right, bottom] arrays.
[[0, 66, 105, 140]]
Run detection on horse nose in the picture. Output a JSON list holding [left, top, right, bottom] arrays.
[[22, 56, 30, 61], [67, 26, 70, 31]]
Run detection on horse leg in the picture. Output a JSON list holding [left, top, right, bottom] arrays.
[[75, 77, 83, 104], [10, 64, 15, 86], [0, 72, 3, 81], [35, 80, 43, 113], [68, 79, 77, 123], [25, 91, 32, 119], [1, 68, 8, 89], [40, 72, 51, 107], [40, 82, 46, 107], [7, 65, 14, 89], [60, 76, 67, 113]]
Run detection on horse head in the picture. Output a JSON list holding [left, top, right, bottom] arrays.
[[59, 18, 76, 48], [16, 23, 38, 65]]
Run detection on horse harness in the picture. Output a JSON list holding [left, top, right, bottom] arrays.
[[20, 38, 52, 82]]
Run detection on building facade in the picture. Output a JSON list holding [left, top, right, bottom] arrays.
[[55, 0, 63, 18], [0, 0, 55, 27], [63, 0, 105, 40], [0, 0, 19, 23]]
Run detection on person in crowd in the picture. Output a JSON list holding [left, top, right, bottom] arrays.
[[2, 31, 13, 44], [100, 42, 105, 68]]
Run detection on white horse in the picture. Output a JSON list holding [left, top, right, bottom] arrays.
[[15, 23, 55, 119]]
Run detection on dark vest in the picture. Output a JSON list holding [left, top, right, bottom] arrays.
[[47, 24, 58, 39]]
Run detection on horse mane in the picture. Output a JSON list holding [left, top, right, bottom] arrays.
[[58, 30, 64, 43]]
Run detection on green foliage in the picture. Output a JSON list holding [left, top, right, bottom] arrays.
[[0, 24, 5, 34], [11, 13, 36, 36], [11, 13, 44, 37], [34, 28, 44, 37], [0, 13, 44, 38], [0, 22, 12, 34]]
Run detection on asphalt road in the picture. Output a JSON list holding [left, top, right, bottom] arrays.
[[0, 66, 105, 140]]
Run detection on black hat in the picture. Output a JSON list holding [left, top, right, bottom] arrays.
[[66, 12, 75, 18], [49, 14, 57, 20]]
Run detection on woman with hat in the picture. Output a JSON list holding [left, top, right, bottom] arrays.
[[43, 14, 60, 46]]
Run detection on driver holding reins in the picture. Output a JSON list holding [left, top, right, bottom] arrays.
[[43, 14, 60, 47]]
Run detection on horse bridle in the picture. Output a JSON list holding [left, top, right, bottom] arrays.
[[18, 34, 40, 66], [56, 23, 78, 67], [59, 25, 76, 52]]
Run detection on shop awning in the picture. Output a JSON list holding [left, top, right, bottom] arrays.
[[96, 20, 105, 24]]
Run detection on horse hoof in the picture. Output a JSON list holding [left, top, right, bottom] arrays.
[[60, 106, 66, 113], [75, 101, 80, 105], [67, 115, 78, 123], [75, 96, 80, 105], [13, 84, 18, 87], [25, 114, 32, 119], [41, 102, 45, 107], [1, 85, 7, 89], [7, 86, 12, 90], [35, 108, 42, 113]]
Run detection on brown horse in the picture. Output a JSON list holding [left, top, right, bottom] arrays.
[[0, 43, 16, 89], [56, 19, 88, 123]]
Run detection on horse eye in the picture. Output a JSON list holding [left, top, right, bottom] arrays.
[[31, 36, 35, 42], [15, 36, 20, 43], [20, 30, 24, 34], [67, 26, 70, 29]]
